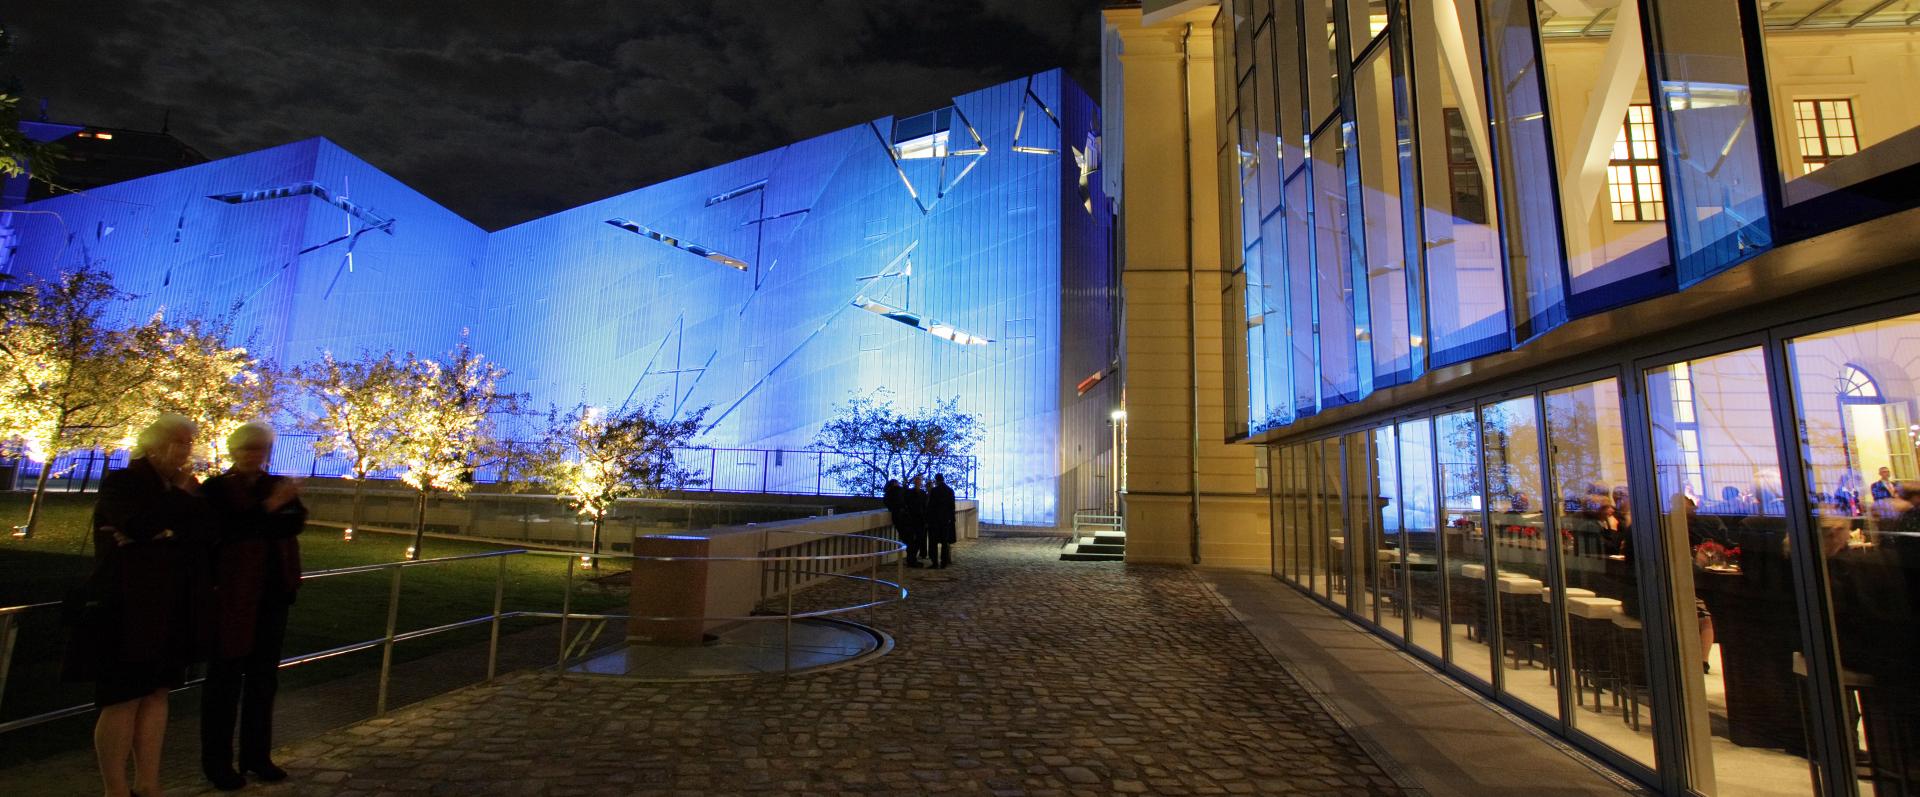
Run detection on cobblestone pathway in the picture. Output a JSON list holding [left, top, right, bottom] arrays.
[[179, 537, 1405, 796]]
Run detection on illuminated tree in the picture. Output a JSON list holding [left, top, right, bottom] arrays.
[[813, 389, 981, 497], [147, 315, 282, 477], [390, 338, 520, 560], [293, 349, 411, 533], [528, 399, 706, 567], [0, 265, 163, 537]]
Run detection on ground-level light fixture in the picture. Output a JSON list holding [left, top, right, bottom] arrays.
[[1111, 410, 1127, 421], [342, 527, 355, 542]]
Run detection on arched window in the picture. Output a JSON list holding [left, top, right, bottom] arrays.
[[1837, 363, 1883, 404]]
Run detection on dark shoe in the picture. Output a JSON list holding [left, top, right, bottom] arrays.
[[204, 766, 246, 791], [243, 760, 289, 782], [906, 560, 925, 568]]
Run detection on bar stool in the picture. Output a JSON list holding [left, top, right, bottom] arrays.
[[1497, 577, 1546, 668], [1611, 614, 1648, 730], [1566, 596, 1623, 711]]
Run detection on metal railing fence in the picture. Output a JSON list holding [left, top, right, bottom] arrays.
[[0, 532, 907, 737]]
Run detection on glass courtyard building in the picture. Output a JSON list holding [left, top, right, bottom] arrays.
[[1190, 0, 1920, 794], [0, 70, 1119, 527]]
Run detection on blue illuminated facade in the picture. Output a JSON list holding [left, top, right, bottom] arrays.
[[0, 70, 1115, 526]]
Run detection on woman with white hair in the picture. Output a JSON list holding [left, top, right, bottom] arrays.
[[198, 420, 305, 790], [64, 413, 212, 797]]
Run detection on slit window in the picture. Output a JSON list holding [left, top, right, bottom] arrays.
[[1607, 104, 1666, 222], [1793, 98, 1859, 174]]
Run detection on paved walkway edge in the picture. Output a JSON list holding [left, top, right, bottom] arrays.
[[1194, 569, 1651, 797]]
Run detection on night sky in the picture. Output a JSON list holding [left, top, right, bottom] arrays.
[[3, 1, 1104, 230]]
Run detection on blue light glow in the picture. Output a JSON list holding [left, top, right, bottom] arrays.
[[0, 70, 1113, 526]]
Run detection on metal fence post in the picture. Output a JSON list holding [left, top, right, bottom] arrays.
[[0, 613, 17, 718], [375, 565, 405, 716], [784, 560, 794, 677], [556, 554, 576, 669], [487, 555, 507, 681], [816, 451, 824, 495], [762, 450, 771, 493]]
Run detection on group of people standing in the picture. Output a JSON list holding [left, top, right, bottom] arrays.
[[883, 474, 956, 568], [61, 414, 308, 796]]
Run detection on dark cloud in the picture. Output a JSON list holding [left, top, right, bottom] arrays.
[[2, 0, 1103, 229]]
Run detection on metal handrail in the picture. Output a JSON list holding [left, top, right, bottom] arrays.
[[0, 530, 908, 737]]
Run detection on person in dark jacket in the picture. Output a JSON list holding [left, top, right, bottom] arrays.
[[926, 473, 957, 568], [882, 478, 905, 545], [198, 421, 306, 790], [901, 476, 929, 567], [66, 413, 211, 797]]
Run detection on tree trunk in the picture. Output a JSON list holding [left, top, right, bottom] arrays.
[[350, 477, 366, 531], [20, 457, 54, 539], [409, 488, 429, 560], [588, 517, 603, 571]]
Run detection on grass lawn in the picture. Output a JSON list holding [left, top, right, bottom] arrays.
[[0, 492, 630, 728]]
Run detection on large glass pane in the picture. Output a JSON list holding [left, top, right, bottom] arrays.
[[1350, 0, 1391, 59], [1258, 214, 1293, 428], [1313, 129, 1362, 406], [1408, 0, 1510, 365], [1306, 439, 1329, 594], [1480, 0, 1569, 340], [1546, 378, 1657, 769], [1350, 430, 1381, 619], [1786, 313, 1920, 796], [1324, 436, 1351, 604], [1401, 417, 1440, 653], [1439, 408, 1494, 682], [1642, 0, 1773, 284], [1234, 246, 1262, 436], [1483, 395, 1560, 720], [1356, 49, 1414, 385], [1286, 174, 1319, 415], [1238, 76, 1264, 253], [1647, 348, 1816, 797], [1275, 0, 1309, 171], [1254, 22, 1284, 222], [1375, 424, 1407, 639], [1293, 443, 1314, 584], [1535, 0, 1674, 313], [1757, 3, 1920, 216], [1306, 0, 1341, 126]]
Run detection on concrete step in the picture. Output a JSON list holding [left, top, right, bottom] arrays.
[[1091, 532, 1126, 545], [1072, 543, 1126, 555], [1060, 550, 1125, 562]]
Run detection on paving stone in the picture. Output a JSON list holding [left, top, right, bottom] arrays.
[[150, 537, 1402, 795]]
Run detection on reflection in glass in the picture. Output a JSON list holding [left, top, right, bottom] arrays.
[[1535, 0, 1674, 312], [1323, 436, 1350, 605], [1355, 49, 1413, 384], [1647, 348, 1816, 797], [1400, 417, 1439, 652], [1786, 314, 1920, 795], [1350, 430, 1380, 619], [1286, 174, 1318, 415], [1438, 408, 1494, 682], [1546, 378, 1657, 769], [1313, 129, 1361, 406], [1642, 0, 1772, 283], [1375, 424, 1407, 639], [1479, 0, 1569, 340], [1409, 0, 1509, 364], [1306, 440, 1328, 594], [1306, 0, 1341, 126], [1258, 215, 1293, 428], [1483, 396, 1560, 719], [1758, 3, 1920, 209]]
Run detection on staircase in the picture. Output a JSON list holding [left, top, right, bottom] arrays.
[[1060, 510, 1126, 562]]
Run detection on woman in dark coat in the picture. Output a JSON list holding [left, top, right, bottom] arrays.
[[882, 478, 905, 544], [66, 414, 212, 797], [901, 476, 929, 567], [926, 474, 957, 568], [198, 421, 306, 789]]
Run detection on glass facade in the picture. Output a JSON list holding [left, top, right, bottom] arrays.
[[1212, 3, 1920, 793], [1217, 0, 1920, 440], [1264, 305, 1920, 794]]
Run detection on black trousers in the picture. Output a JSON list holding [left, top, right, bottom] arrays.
[[903, 527, 927, 562], [928, 541, 951, 566], [201, 598, 289, 771]]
